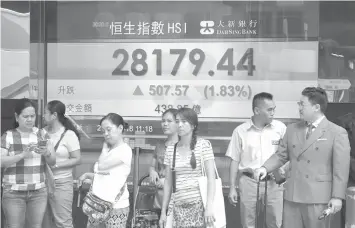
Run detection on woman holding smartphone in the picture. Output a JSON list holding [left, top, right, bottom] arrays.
[[149, 109, 179, 217], [1, 98, 56, 228], [79, 113, 132, 228], [42, 100, 81, 228], [159, 108, 216, 228]]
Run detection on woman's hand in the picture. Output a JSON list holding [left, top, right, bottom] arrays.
[[22, 144, 35, 159], [78, 173, 88, 187], [159, 211, 167, 228], [204, 207, 215, 228], [149, 169, 159, 185], [34, 145, 49, 156], [156, 178, 165, 189]]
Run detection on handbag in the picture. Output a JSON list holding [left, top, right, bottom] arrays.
[[43, 129, 67, 197], [153, 184, 164, 209], [82, 177, 126, 224], [198, 149, 226, 228], [165, 143, 178, 228]]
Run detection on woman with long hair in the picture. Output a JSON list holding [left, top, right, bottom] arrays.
[[159, 108, 216, 228], [149, 109, 179, 217], [1, 98, 56, 228], [79, 113, 132, 228], [42, 100, 81, 228]]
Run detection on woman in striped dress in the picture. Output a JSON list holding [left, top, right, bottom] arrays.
[[159, 108, 216, 228]]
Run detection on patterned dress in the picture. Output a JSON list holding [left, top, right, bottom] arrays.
[[164, 139, 215, 228]]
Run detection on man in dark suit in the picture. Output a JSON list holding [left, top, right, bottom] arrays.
[[336, 113, 355, 227], [254, 87, 351, 228]]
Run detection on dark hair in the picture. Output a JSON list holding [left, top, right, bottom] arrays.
[[47, 100, 80, 140], [100, 113, 128, 132], [176, 108, 198, 169], [162, 108, 178, 119], [301, 87, 328, 113], [13, 98, 37, 128], [252, 92, 273, 112]]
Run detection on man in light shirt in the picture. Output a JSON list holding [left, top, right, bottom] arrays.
[[226, 92, 287, 228], [255, 87, 350, 228]]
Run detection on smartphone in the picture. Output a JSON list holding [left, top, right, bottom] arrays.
[[28, 143, 38, 151], [38, 140, 48, 147]]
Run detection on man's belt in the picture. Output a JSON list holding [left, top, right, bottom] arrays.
[[243, 172, 272, 181]]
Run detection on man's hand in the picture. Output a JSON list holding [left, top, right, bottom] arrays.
[[328, 198, 342, 214], [254, 167, 267, 181], [228, 188, 239, 206]]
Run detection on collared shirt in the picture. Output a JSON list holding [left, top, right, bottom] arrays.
[[307, 115, 325, 135], [312, 115, 325, 128], [225, 119, 286, 170], [1, 127, 49, 191]]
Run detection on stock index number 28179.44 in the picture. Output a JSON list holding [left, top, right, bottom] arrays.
[[111, 48, 256, 77]]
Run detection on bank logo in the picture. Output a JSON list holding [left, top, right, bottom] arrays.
[[200, 21, 215, 35]]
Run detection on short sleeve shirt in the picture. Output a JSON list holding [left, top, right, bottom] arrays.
[[1, 127, 50, 191], [92, 143, 132, 209], [153, 141, 167, 178], [225, 119, 287, 170], [164, 138, 214, 204], [47, 127, 80, 179]]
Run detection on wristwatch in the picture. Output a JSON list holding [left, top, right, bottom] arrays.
[[52, 164, 59, 169]]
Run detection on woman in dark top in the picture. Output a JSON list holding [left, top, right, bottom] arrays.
[[149, 109, 179, 215]]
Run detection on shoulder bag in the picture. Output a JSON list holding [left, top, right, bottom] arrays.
[[82, 172, 127, 224], [197, 144, 226, 228], [44, 129, 67, 197], [165, 142, 178, 228]]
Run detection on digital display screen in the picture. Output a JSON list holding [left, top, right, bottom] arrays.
[[34, 1, 320, 186]]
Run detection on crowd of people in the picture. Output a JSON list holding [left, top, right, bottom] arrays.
[[0, 86, 352, 228]]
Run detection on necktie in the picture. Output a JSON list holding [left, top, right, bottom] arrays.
[[306, 124, 315, 140]]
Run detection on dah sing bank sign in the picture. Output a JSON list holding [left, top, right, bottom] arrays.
[[200, 20, 257, 35]]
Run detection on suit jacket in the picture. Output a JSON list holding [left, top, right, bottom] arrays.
[[263, 117, 350, 204], [336, 114, 355, 185]]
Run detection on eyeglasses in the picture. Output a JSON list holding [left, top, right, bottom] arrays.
[[297, 102, 312, 108]]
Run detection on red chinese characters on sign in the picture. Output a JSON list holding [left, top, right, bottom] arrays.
[[109, 21, 185, 36]]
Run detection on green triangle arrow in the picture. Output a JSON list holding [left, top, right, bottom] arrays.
[[133, 86, 144, 96]]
